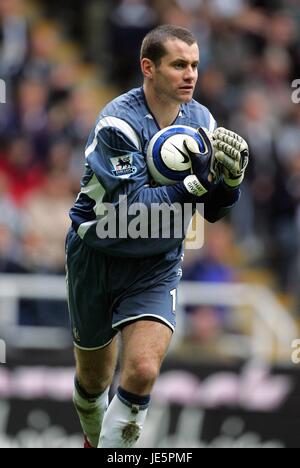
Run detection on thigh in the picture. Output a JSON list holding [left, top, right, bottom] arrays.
[[75, 337, 118, 385], [66, 228, 117, 349], [120, 320, 172, 372]]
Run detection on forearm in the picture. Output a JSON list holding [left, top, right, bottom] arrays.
[[204, 179, 240, 223], [131, 180, 240, 226], [83, 183, 201, 258], [130, 181, 205, 207]]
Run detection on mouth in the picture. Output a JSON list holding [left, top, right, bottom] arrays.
[[179, 86, 194, 92]]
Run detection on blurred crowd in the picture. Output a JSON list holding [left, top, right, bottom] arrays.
[[0, 0, 300, 327]]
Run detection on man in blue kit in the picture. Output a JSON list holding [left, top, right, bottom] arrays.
[[66, 25, 249, 448]]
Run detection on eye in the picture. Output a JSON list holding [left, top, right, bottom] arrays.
[[174, 63, 185, 69]]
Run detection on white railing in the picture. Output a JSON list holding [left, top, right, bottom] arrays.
[[179, 282, 298, 362], [0, 275, 298, 361], [0, 275, 69, 350]]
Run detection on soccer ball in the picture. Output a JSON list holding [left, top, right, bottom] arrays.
[[146, 125, 206, 186]]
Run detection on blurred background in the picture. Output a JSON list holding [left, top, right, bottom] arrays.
[[0, 0, 300, 448]]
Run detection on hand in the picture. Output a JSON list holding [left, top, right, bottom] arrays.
[[183, 127, 218, 197], [213, 127, 249, 188]]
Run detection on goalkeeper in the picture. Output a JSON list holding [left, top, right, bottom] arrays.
[[66, 24, 249, 449]]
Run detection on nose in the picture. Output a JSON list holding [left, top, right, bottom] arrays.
[[184, 66, 196, 81]]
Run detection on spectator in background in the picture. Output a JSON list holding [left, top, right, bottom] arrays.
[[0, 0, 29, 79], [0, 135, 45, 206], [24, 21, 61, 81], [0, 76, 50, 159], [0, 172, 25, 272], [183, 222, 237, 342], [19, 171, 73, 327], [0, 223, 26, 273], [46, 138, 80, 193], [16, 77, 50, 158], [230, 89, 276, 241], [46, 138, 72, 175], [108, 0, 157, 88], [22, 171, 73, 273], [0, 172, 19, 231], [195, 66, 229, 124], [270, 148, 300, 294]]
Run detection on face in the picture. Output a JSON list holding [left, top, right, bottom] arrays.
[[148, 39, 199, 104]]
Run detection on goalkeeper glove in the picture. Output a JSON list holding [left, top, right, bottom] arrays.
[[213, 127, 249, 188], [183, 127, 218, 197]]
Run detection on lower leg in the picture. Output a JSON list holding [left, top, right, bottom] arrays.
[[98, 321, 172, 448], [73, 339, 118, 447], [73, 376, 110, 448], [98, 387, 151, 448]]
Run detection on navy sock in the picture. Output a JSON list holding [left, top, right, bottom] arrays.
[[117, 386, 150, 409], [75, 376, 103, 402]]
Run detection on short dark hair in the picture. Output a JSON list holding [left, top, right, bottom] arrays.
[[140, 25, 197, 66]]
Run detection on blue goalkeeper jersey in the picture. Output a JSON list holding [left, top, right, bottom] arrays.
[[69, 87, 240, 258]]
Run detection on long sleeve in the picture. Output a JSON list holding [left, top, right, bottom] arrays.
[[70, 121, 239, 257]]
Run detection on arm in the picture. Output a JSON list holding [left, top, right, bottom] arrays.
[[204, 180, 240, 223], [76, 121, 200, 256], [76, 119, 240, 256], [85, 123, 213, 213]]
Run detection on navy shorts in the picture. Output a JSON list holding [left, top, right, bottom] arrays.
[[65, 228, 182, 350]]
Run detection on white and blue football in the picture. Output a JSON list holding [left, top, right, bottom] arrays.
[[146, 125, 206, 186]]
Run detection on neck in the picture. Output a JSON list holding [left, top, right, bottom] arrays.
[[143, 83, 180, 129]]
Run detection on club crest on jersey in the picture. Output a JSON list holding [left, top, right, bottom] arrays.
[[110, 155, 137, 179]]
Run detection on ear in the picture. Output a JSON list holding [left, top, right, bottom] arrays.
[[141, 58, 155, 79]]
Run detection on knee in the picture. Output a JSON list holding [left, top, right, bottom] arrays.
[[77, 367, 112, 395], [122, 360, 160, 393]]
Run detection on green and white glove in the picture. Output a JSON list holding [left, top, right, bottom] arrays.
[[213, 127, 249, 188]]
